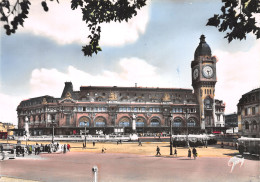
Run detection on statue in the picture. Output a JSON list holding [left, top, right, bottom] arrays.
[[162, 93, 171, 101], [109, 92, 117, 100]]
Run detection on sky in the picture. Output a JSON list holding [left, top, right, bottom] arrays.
[[1, 0, 260, 125]]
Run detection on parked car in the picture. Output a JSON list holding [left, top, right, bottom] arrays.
[[0, 143, 16, 159]]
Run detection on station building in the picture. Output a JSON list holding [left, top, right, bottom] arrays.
[[16, 35, 225, 136]]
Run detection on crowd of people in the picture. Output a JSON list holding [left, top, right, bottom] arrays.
[[23, 142, 71, 156]]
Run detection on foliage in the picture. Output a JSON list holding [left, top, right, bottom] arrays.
[[0, 0, 146, 56], [207, 0, 260, 42]]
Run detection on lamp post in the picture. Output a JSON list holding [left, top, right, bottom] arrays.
[[84, 122, 87, 149], [169, 115, 173, 155], [51, 120, 55, 144], [25, 116, 29, 146], [184, 101, 189, 147]]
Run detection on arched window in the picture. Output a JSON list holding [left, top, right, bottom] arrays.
[[150, 118, 160, 127], [119, 117, 131, 127], [245, 121, 249, 130], [136, 117, 145, 127], [173, 118, 182, 127], [94, 117, 106, 127], [187, 118, 196, 127], [79, 117, 90, 127]]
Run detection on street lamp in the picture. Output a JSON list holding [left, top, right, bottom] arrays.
[[184, 101, 189, 147], [169, 115, 173, 155], [51, 120, 55, 144], [84, 122, 87, 149], [25, 116, 29, 146]]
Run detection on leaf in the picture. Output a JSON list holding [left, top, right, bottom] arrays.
[[206, 15, 220, 27]]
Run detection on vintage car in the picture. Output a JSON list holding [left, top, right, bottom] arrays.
[[0, 143, 16, 160]]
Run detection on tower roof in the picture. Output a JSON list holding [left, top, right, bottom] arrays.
[[194, 35, 211, 59]]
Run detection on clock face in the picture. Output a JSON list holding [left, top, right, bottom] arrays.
[[193, 68, 199, 80], [202, 65, 213, 78]]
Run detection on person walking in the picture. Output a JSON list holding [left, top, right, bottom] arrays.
[[102, 147, 106, 153], [67, 144, 70, 151], [138, 140, 142, 146], [93, 141, 95, 147], [192, 147, 197, 160], [174, 148, 177, 157], [63, 144, 66, 154], [188, 148, 191, 159], [156, 146, 161, 156]]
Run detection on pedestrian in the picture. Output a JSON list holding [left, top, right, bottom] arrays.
[[188, 148, 191, 159], [156, 146, 161, 156], [102, 147, 106, 153], [192, 147, 197, 160], [67, 143, 70, 151], [174, 148, 177, 157], [0, 144, 3, 153], [117, 141, 119, 145], [93, 141, 95, 147], [82, 143, 85, 149], [63, 144, 66, 153], [205, 140, 208, 148], [221, 141, 224, 148], [138, 140, 142, 146]]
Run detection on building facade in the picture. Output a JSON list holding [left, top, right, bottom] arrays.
[[16, 35, 225, 136], [0, 122, 15, 137], [237, 88, 260, 138], [225, 113, 238, 128]]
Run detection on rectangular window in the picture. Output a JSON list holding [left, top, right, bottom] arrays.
[[78, 107, 83, 112], [83, 107, 86, 111], [248, 107, 251, 115], [149, 108, 153, 112], [123, 107, 127, 112], [127, 107, 131, 112], [66, 115, 70, 125], [217, 115, 220, 121], [245, 108, 248, 116], [141, 107, 146, 112], [133, 107, 138, 112], [172, 108, 176, 113], [252, 107, 255, 115]]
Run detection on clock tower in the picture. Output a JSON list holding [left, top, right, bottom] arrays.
[[191, 35, 217, 131]]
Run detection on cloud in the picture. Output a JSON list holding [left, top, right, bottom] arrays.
[[214, 40, 260, 114], [20, 1, 150, 46], [0, 93, 23, 125], [29, 57, 171, 97]]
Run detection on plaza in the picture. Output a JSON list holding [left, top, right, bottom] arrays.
[[0, 140, 259, 182]]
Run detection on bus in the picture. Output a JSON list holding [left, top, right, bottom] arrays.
[[238, 137, 260, 155]]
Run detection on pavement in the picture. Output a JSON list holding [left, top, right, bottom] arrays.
[[0, 140, 259, 182]]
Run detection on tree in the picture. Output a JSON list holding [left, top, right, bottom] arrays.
[[0, 0, 146, 56], [207, 0, 260, 42]]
